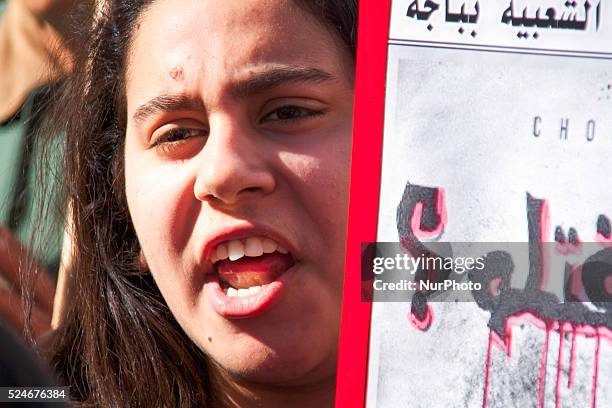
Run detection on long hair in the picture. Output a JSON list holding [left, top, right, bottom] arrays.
[[41, 1, 358, 406]]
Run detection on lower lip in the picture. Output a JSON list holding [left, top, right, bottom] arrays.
[[205, 265, 296, 319]]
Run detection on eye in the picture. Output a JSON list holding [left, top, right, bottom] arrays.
[[151, 127, 208, 147], [260, 105, 324, 123], [149, 126, 208, 159]]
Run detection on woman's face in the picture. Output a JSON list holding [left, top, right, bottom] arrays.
[[123, 0, 353, 385]]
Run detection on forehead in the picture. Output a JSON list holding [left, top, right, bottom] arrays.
[[125, 0, 349, 103]]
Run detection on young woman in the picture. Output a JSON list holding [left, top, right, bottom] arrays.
[[46, 0, 357, 406]]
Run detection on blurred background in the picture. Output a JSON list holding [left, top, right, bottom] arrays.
[[0, 0, 85, 392]]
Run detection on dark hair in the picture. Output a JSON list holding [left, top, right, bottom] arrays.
[[42, 0, 358, 406]]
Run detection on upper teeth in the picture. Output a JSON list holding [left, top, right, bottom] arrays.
[[211, 236, 289, 263]]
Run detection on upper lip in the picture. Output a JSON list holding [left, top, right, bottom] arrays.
[[200, 223, 298, 266]]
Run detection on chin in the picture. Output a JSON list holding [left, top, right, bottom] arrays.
[[202, 329, 337, 385]]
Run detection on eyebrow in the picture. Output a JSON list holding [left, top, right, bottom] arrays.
[[229, 66, 336, 98], [132, 66, 336, 125], [133, 94, 203, 125]]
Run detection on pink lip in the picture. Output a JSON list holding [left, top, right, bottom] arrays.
[[205, 263, 296, 318]]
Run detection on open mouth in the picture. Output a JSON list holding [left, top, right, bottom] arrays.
[[210, 236, 296, 300]]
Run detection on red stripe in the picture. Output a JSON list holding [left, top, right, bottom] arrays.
[[335, 1, 392, 407]]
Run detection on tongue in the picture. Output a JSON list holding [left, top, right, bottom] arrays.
[[217, 252, 294, 289]]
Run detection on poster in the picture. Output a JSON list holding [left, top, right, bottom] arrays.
[[337, 1, 612, 407]]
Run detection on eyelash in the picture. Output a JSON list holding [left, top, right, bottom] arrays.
[[151, 105, 324, 149], [260, 105, 325, 124], [151, 127, 207, 148]]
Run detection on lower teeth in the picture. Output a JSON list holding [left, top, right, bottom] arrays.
[[227, 285, 263, 297]]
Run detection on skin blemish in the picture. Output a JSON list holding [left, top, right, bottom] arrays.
[[169, 66, 184, 81], [208, 337, 212, 342]]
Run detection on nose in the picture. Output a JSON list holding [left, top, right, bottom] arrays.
[[193, 118, 276, 206]]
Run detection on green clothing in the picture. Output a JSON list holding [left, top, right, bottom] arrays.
[[0, 114, 24, 225], [0, 89, 63, 276], [0, 1, 64, 275]]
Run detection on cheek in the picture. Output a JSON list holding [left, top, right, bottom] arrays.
[[278, 131, 351, 272], [315, 133, 352, 284], [307, 134, 351, 228], [124, 153, 199, 285]]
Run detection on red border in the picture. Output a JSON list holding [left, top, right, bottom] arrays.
[[335, 1, 391, 406]]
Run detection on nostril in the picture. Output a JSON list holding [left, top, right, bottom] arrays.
[[193, 156, 276, 204]]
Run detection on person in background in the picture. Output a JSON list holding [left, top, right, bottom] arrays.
[[0, 0, 89, 339]]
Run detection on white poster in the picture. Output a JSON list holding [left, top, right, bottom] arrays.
[[367, 1, 612, 407]]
